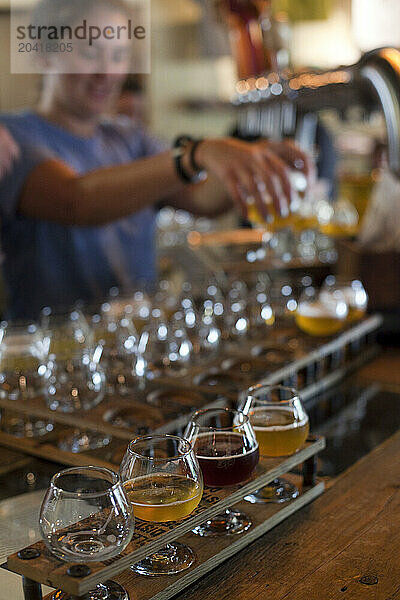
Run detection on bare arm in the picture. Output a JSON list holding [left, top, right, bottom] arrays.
[[18, 137, 311, 226], [19, 151, 185, 226], [167, 138, 312, 219], [168, 175, 233, 218]]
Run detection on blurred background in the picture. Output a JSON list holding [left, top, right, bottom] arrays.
[[2, 0, 400, 318], [0, 0, 394, 142]]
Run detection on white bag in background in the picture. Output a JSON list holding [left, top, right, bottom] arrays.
[[358, 169, 400, 251]]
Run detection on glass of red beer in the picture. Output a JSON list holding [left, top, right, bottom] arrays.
[[184, 407, 259, 536]]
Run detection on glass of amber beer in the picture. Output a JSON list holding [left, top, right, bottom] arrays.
[[241, 385, 309, 503], [120, 434, 203, 576]]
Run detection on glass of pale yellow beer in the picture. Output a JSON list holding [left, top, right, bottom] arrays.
[[317, 198, 359, 238], [322, 276, 368, 323], [295, 286, 348, 336], [241, 385, 309, 503], [120, 434, 203, 576]]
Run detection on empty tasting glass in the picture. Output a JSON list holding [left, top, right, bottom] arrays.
[[182, 301, 221, 364], [41, 307, 94, 361], [247, 279, 275, 334], [0, 321, 47, 401], [241, 385, 309, 503], [43, 352, 106, 414], [39, 466, 134, 600], [184, 408, 259, 536], [43, 353, 109, 452], [0, 320, 52, 437], [141, 309, 193, 378], [224, 281, 250, 339], [120, 434, 203, 576], [41, 308, 108, 451], [90, 303, 142, 396], [153, 279, 179, 320], [270, 281, 298, 326]]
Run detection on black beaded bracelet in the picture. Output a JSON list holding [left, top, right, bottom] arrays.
[[172, 135, 207, 184], [189, 138, 204, 173]]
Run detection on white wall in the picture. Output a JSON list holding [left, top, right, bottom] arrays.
[[290, 0, 360, 69]]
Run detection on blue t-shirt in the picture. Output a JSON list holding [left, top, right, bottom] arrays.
[[0, 111, 164, 319]]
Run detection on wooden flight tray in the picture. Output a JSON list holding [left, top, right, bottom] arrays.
[[5, 436, 325, 600], [154, 314, 383, 400], [0, 316, 381, 471]]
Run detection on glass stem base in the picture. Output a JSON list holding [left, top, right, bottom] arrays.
[[131, 542, 195, 576], [53, 581, 128, 600], [192, 508, 252, 537], [244, 478, 299, 504]]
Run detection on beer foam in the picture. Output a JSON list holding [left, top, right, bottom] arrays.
[[252, 417, 308, 432], [250, 406, 308, 431], [297, 301, 338, 318]]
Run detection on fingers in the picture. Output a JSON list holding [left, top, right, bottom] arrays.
[[251, 148, 289, 217], [268, 139, 312, 176], [257, 149, 291, 216], [203, 137, 311, 222], [223, 171, 248, 220], [253, 176, 274, 222], [223, 149, 291, 220], [236, 166, 269, 221]]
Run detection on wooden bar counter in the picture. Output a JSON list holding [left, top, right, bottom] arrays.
[[168, 350, 400, 600], [173, 427, 400, 600], [1, 348, 400, 600]]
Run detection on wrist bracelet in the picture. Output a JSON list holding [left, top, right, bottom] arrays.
[[172, 135, 207, 184], [189, 139, 205, 173]]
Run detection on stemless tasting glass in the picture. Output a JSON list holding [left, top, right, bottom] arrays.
[[184, 408, 259, 537], [39, 466, 134, 600], [120, 434, 203, 576], [241, 385, 309, 504]]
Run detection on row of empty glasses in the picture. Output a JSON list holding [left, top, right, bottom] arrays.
[[39, 385, 310, 600], [0, 310, 108, 449], [0, 276, 367, 446]]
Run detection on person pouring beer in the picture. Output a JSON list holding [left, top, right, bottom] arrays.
[[0, 0, 310, 320]]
